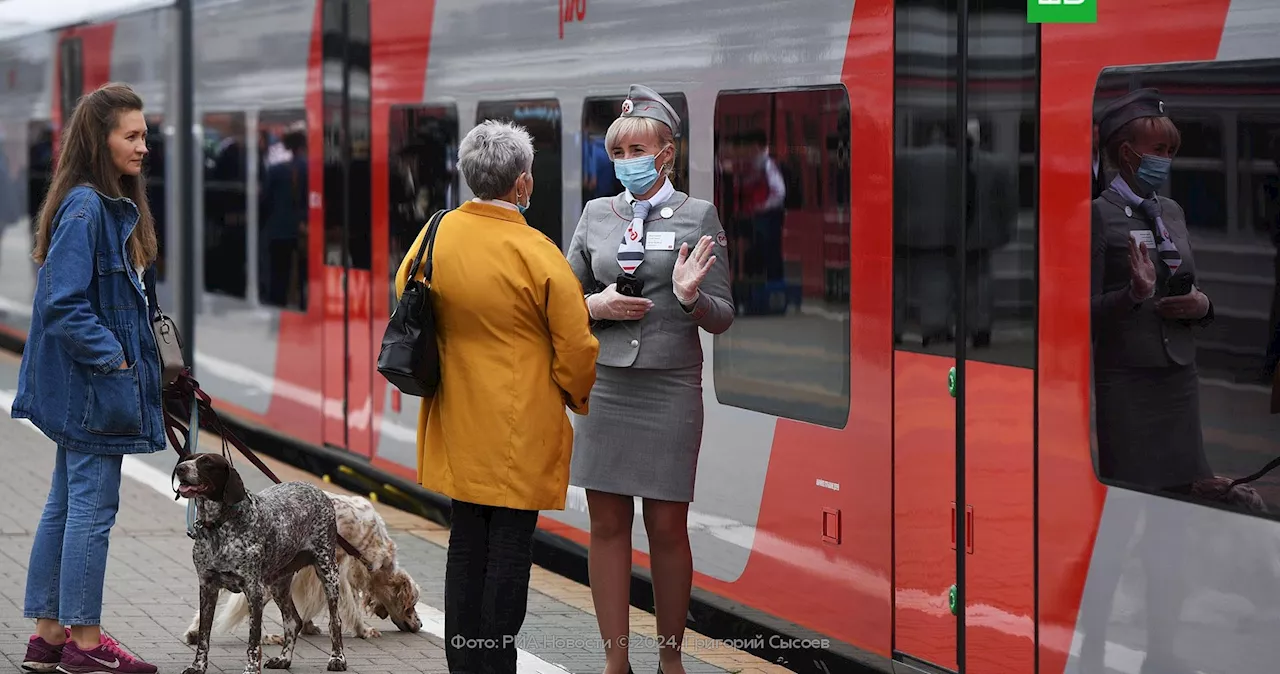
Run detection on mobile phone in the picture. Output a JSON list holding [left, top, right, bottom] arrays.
[[616, 273, 644, 297], [1166, 273, 1194, 297]]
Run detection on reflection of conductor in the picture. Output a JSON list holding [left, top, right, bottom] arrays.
[[260, 126, 307, 308]]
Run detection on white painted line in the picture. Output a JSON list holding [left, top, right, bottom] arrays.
[[0, 389, 570, 674]]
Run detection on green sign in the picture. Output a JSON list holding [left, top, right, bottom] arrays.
[[1027, 0, 1096, 23]]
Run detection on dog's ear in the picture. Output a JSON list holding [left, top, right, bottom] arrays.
[[218, 463, 248, 505]]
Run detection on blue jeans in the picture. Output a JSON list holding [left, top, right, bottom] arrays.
[[23, 446, 123, 626]]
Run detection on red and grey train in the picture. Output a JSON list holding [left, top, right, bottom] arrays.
[[2, 0, 1280, 672]]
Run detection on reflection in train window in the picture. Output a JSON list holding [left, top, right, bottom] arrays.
[[581, 94, 689, 209], [388, 104, 459, 307], [27, 120, 53, 228], [475, 100, 562, 248], [711, 87, 851, 429], [1090, 61, 1280, 519], [892, 1, 1038, 369], [146, 115, 167, 282], [203, 112, 247, 298], [257, 110, 309, 312]]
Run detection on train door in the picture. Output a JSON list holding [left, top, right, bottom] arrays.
[[319, 0, 376, 457], [890, 1, 1040, 673]]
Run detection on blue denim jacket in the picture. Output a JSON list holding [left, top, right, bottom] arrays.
[[12, 185, 166, 455]]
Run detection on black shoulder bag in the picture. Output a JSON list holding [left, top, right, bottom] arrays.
[[377, 209, 447, 397], [143, 266, 186, 388]]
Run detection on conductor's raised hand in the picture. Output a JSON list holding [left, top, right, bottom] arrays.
[[1127, 237, 1156, 302], [586, 283, 653, 321], [673, 235, 716, 305]]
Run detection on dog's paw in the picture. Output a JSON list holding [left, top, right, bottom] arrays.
[[183, 629, 199, 645], [264, 656, 292, 670], [358, 626, 381, 639], [302, 621, 322, 635], [327, 655, 348, 672], [181, 668, 204, 674], [261, 633, 285, 646]]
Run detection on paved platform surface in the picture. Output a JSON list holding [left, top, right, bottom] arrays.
[[0, 380, 791, 673]]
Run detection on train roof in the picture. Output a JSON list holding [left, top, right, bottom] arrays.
[[0, 0, 172, 42]]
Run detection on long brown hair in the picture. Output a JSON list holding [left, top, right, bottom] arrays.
[[32, 82, 158, 269]]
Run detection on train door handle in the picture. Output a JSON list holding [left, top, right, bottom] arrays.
[[965, 505, 974, 555], [950, 502, 956, 550], [948, 366, 957, 398], [950, 502, 973, 554]]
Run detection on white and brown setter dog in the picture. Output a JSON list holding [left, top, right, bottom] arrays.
[[182, 488, 423, 646]]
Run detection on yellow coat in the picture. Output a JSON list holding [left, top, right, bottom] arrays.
[[393, 200, 599, 511]]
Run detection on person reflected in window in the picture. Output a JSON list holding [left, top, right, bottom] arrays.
[[1261, 135, 1280, 382], [566, 85, 734, 674], [1091, 87, 1214, 491], [963, 120, 1017, 348], [1088, 86, 1215, 674], [259, 126, 307, 308], [394, 119, 599, 674]]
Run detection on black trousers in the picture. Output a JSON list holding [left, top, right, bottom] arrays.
[[444, 499, 539, 674]]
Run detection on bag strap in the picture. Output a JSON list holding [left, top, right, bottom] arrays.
[[144, 266, 159, 321], [1228, 454, 1280, 490], [406, 209, 447, 284]]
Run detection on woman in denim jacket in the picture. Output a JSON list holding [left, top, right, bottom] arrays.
[[12, 82, 164, 674]]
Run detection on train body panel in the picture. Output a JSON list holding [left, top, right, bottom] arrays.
[[5, 0, 1280, 672]]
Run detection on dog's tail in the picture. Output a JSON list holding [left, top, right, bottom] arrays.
[[211, 590, 251, 634]]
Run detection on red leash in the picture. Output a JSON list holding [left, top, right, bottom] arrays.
[[163, 369, 368, 565]]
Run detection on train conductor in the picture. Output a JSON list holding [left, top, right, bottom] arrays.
[[566, 84, 734, 674]]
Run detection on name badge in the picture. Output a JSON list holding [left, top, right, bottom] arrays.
[[645, 231, 676, 251], [1129, 229, 1156, 250]]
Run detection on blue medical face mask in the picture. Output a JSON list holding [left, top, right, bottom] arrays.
[[1126, 145, 1172, 193], [614, 154, 660, 195]]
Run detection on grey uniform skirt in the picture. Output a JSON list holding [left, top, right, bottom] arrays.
[[569, 363, 704, 503], [1094, 363, 1213, 490]]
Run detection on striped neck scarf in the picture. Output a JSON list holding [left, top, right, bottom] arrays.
[[616, 179, 674, 275], [1109, 175, 1182, 275]]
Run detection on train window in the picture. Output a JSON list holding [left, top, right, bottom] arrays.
[[388, 104, 459, 306], [202, 112, 247, 298], [581, 93, 689, 208], [257, 110, 309, 311], [57, 37, 83, 118], [1089, 60, 1280, 518], [711, 87, 852, 429], [146, 115, 168, 282], [475, 100, 562, 249], [892, 3, 1038, 369], [27, 121, 53, 228], [347, 0, 373, 272]]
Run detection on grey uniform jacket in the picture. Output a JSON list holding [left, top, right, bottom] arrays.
[[1090, 187, 1213, 369], [567, 190, 734, 369]]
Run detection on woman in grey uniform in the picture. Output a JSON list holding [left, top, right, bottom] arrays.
[[566, 84, 734, 674], [1090, 87, 1214, 492]]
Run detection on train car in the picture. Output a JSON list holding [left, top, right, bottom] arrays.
[[2, 0, 1280, 672]]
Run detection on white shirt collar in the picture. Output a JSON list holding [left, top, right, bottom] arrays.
[[624, 177, 674, 210], [471, 197, 519, 212]]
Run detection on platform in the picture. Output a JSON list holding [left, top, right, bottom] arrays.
[[0, 355, 790, 674]]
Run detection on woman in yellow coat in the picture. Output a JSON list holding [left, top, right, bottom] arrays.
[[393, 119, 599, 674]]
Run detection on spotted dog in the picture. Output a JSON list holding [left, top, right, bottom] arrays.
[[176, 453, 347, 674], [181, 492, 423, 644]]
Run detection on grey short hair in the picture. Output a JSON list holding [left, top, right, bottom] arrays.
[[458, 120, 535, 200]]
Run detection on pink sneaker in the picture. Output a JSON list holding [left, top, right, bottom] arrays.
[[22, 629, 71, 673], [57, 635, 157, 674]]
